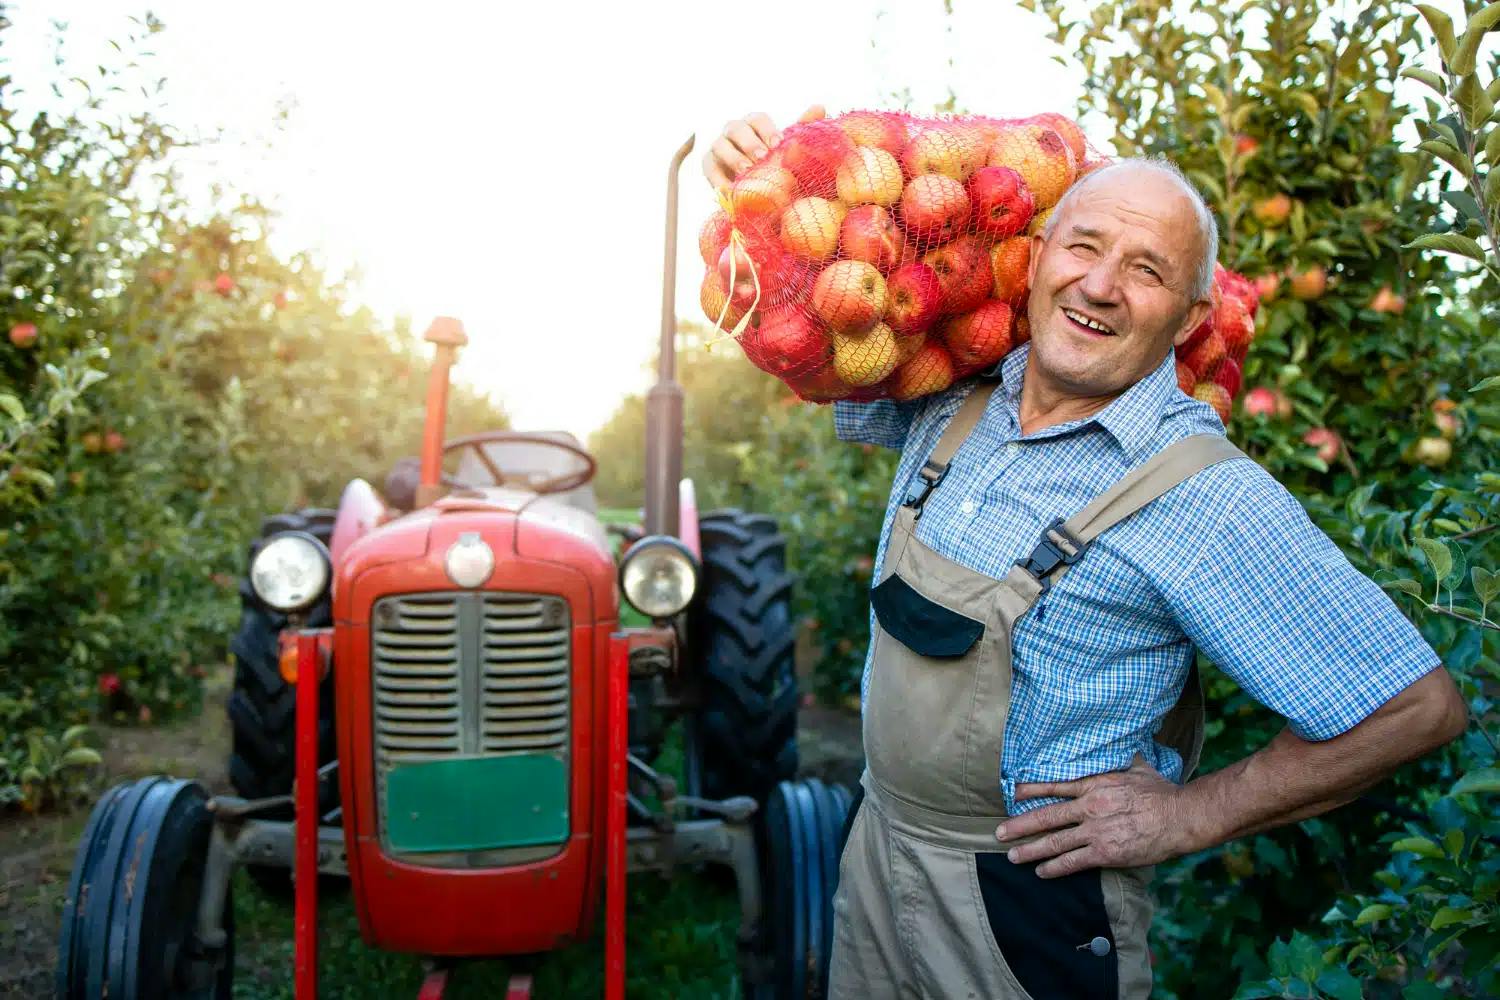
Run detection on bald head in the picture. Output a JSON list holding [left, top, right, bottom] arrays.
[[1043, 157, 1219, 300]]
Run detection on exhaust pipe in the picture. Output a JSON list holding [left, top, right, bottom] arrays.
[[416, 316, 469, 508], [644, 135, 696, 538]]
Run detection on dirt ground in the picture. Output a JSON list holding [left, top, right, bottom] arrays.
[[0, 664, 863, 997]]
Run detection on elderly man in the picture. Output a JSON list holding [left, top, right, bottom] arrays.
[[705, 110, 1466, 999]]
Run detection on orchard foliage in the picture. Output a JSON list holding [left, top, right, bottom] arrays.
[[0, 17, 506, 809]]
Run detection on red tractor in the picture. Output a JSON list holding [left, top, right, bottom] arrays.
[[55, 137, 851, 999]]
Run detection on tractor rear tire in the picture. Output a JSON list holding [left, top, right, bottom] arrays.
[[226, 509, 339, 893], [691, 509, 799, 805]]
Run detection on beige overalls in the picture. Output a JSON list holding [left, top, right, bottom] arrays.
[[829, 381, 1245, 1000]]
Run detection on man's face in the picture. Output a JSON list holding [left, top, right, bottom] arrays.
[[1025, 168, 1213, 397]]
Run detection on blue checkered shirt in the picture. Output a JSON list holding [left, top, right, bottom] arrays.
[[835, 344, 1440, 815]]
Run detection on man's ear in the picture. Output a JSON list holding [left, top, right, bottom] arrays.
[[1027, 234, 1044, 287], [1172, 299, 1214, 348]]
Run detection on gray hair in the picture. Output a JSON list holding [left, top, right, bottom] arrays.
[[1041, 156, 1219, 302]]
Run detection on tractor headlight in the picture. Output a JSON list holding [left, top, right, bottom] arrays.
[[619, 536, 698, 619], [249, 532, 332, 614]]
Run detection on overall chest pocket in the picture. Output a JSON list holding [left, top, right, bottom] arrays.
[[871, 572, 985, 659]]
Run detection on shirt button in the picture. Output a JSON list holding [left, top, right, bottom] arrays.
[[960, 499, 976, 514], [1088, 937, 1112, 957], [1004, 444, 1020, 458]]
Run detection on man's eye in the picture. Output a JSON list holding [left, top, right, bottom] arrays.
[[1070, 243, 1096, 254], [1139, 265, 1160, 279]]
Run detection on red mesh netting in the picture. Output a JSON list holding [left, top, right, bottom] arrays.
[[697, 109, 1260, 420]]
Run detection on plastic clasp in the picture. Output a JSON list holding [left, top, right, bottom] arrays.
[[903, 460, 949, 518], [1014, 518, 1090, 593]]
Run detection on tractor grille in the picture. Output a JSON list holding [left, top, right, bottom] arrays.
[[372, 591, 571, 768]]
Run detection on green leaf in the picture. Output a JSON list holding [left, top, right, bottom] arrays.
[[1431, 905, 1474, 930], [1404, 233, 1486, 261], [1415, 537, 1454, 582], [1355, 903, 1394, 925], [1470, 374, 1500, 392], [1452, 2, 1500, 74], [1488, 127, 1500, 167], [1451, 766, 1500, 795], [1417, 4, 1458, 62], [1455, 73, 1495, 123], [1444, 827, 1465, 857], [59, 747, 102, 768], [1315, 967, 1363, 1000], [60, 724, 91, 746], [1402, 67, 1448, 96], [1418, 139, 1474, 176], [0, 393, 24, 424], [1382, 578, 1425, 598], [1474, 566, 1499, 605], [1392, 835, 1444, 858]]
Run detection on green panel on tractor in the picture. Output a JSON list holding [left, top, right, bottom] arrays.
[[385, 753, 568, 853]]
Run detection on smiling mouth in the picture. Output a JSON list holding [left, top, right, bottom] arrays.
[[1061, 307, 1116, 336]]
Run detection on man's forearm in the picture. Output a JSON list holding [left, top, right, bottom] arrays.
[[1173, 666, 1466, 852]]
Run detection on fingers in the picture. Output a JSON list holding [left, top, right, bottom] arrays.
[[1036, 846, 1101, 879], [725, 119, 771, 163], [702, 149, 735, 192], [1013, 773, 1095, 801], [1005, 823, 1089, 865], [798, 103, 827, 124], [746, 111, 781, 149], [994, 798, 1086, 842]]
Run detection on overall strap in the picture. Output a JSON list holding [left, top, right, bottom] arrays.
[[903, 380, 1000, 517], [1014, 434, 1246, 594]]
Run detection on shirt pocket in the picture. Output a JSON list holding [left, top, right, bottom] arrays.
[[870, 572, 985, 658]]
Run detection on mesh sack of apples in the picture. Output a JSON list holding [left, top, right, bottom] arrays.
[[698, 109, 1097, 403], [1175, 265, 1259, 424], [698, 109, 1259, 418]]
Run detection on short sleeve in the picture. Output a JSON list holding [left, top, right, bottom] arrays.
[[1162, 465, 1441, 740], [833, 398, 921, 450]]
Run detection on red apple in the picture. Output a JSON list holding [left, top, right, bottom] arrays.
[[1253, 272, 1281, 302], [1213, 357, 1242, 398], [718, 244, 760, 312], [1288, 265, 1328, 301], [837, 111, 908, 154], [833, 323, 902, 386], [989, 236, 1031, 303], [1012, 304, 1031, 345], [1216, 294, 1255, 358], [701, 270, 747, 329], [81, 432, 104, 455], [730, 164, 798, 218], [8, 322, 37, 349], [900, 124, 985, 182], [1192, 383, 1232, 424], [213, 272, 235, 297], [1242, 387, 1279, 418], [923, 236, 991, 315], [740, 305, 830, 378], [780, 197, 846, 262], [700, 210, 732, 267], [1025, 112, 1088, 163], [890, 343, 958, 401], [1369, 286, 1406, 314], [785, 365, 854, 403], [811, 260, 888, 333], [988, 124, 1076, 209], [839, 205, 910, 273], [940, 300, 1013, 370], [1251, 193, 1291, 227], [1412, 436, 1452, 466], [780, 120, 855, 198], [1303, 427, 1341, 464], [1235, 133, 1260, 156], [836, 146, 904, 206], [899, 173, 971, 246], [1179, 329, 1227, 379], [98, 673, 122, 697], [885, 263, 944, 335], [968, 166, 1035, 239], [1175, 362, 1196, 395], [104, 430, 125, 453]]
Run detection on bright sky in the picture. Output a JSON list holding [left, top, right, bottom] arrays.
[[7, 2, 1086, 438]]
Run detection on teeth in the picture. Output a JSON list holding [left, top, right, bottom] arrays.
[[1063, 308, 1114, 335]]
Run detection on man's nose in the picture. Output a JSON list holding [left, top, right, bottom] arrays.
[[1078, 258, 1123, 304]]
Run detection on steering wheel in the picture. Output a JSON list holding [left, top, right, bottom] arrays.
[[441, 432, 597, 496]]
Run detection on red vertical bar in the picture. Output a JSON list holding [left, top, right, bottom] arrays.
[[294, 631, 319, 1000], [604, 633, 629, 1000]]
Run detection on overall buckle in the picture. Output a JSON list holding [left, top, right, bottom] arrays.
[[902, 460, 949, 518], [1015, 518, 1090, 593]]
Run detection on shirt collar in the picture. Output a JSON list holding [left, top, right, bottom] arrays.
[[981, 344, 1178, 462]]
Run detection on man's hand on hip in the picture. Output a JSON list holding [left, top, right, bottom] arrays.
[[995, 755, 1191, 878]]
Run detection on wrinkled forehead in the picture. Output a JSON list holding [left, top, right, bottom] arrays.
[[1054, 170, 1203, 258]]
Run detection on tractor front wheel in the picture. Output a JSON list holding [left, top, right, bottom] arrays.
[[226, 509, 339, 891], [690, 509, 800, 805], [56, 777, 233, 999]]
